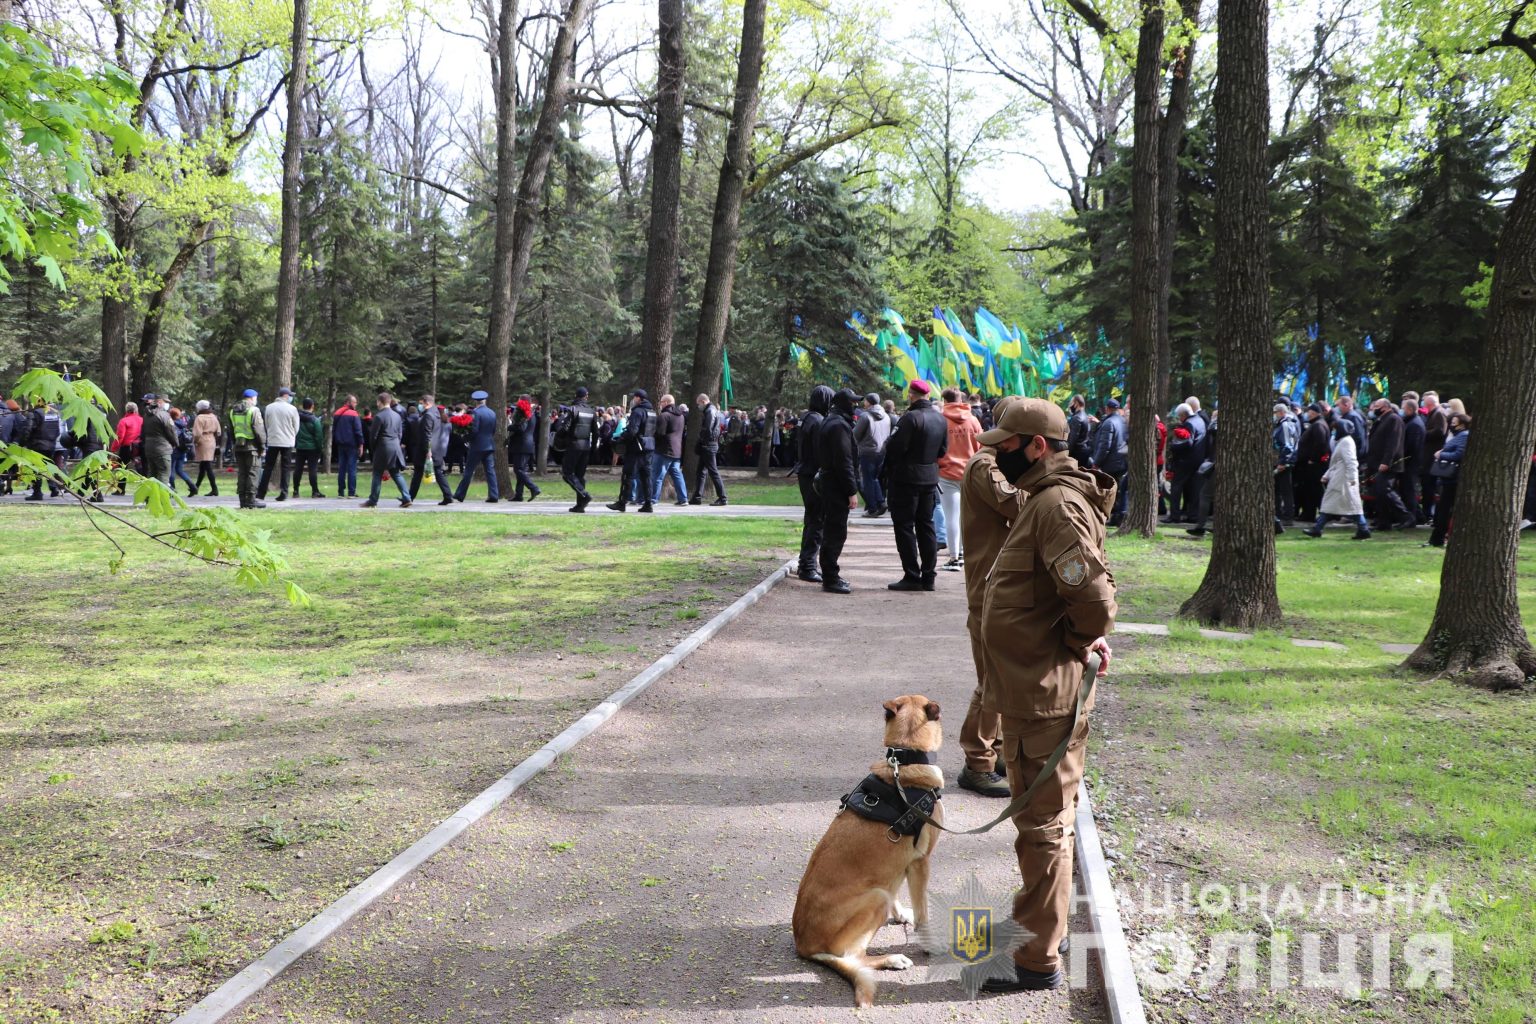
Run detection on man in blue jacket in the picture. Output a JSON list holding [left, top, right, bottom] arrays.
[[332, 395, 364, 497], [454, 390, 501, 503], [1089, 398, 1129, 526]]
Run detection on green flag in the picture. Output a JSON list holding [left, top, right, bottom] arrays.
[[721, 348, 734, 405]]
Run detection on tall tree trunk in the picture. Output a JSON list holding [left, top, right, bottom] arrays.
[[482, 0, 522, 498], [682, 0, 767, 490], [482, 0, 592, 496], [759, 335, 790, 479], [272, 0, 309, 394], [1155, 0, 1202, 418], [1405, 143, 1536, 691], [1179, 0, 1280, 628], [130, 224, 210, 401], [1119, 0, 1165, 538], [537, 309, 553, 477], [637, 0, 686, 401], [101, 200, 131, 411]]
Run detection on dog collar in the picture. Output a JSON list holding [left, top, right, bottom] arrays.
[[885, 746, 938, 767]]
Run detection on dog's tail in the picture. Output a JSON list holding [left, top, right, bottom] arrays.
[[808, 952, 878, 1008]]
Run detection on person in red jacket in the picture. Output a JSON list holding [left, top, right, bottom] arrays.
[[110, 402, 144, 492]]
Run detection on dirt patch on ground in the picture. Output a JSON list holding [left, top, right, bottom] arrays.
[[0, 568, 779, 1023]]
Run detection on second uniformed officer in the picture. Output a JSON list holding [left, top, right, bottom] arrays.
[[556, 386, 597, 512], [976, 398, 1116, 993], [955, 394, 1020, 799], [229, 388, 267, 509]]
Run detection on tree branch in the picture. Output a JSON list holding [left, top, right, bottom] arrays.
[[743, 118, 901, 199], [385, 168, 479, 205]]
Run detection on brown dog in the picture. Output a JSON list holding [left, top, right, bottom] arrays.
[[792, 694, 943, 1007]]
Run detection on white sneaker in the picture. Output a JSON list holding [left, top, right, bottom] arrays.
[[942, 557, 963, 572]]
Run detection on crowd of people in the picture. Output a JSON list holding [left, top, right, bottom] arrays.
[[5, 380, 1532, 553]]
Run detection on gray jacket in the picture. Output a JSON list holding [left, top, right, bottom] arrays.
[[264, 399, 299, 447], [370, 406, 406, 471], [853, 405, 891, 455], [426, 405, 450, 460]]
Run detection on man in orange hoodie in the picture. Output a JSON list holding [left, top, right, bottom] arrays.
[[937, 388, 983, 571]]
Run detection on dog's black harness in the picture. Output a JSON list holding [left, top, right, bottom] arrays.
[[838, 748, 941, 843]]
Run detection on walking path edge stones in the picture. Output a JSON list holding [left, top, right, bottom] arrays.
[[1075, 781, 1147, 1024], [170, 557, 798, 1024]]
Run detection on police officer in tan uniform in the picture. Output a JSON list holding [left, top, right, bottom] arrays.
[[976, 398, 1116, 993], [956, 395, 1020, 799]]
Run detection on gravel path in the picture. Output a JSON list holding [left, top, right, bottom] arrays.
[[228, 530, 1108, 1023]]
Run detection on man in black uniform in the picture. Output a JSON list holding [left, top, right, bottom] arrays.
[[815, 388, 860, 594], [556, 386, 597, 512], [608, 389, 656, 513], [882, 379, 948, 591], [1066, 394, 1094, 468], [795, 386, 834, 582]]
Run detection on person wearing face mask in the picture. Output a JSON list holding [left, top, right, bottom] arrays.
[[976, 397, 1116, 993], [1366, 397, 1416, 531], [1294, 402, 1330, 523], [814, 389, 861, 593], [955, 395, 1022, 800], [793, 385, 834, 582], [139, 393, 178, 488]]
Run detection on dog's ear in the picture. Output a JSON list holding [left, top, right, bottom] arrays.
[[882, 700, 898, 720], [924, 701, 941, 721]]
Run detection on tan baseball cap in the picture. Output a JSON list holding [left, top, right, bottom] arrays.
[[978, 398, 1069, 445]]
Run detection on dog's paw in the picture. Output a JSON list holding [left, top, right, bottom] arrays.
[[881, 954, 914, 971], [887, 904, 914, 927]]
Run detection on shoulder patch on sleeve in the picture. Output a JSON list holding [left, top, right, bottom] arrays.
[[1053, 547, 1089, 587]]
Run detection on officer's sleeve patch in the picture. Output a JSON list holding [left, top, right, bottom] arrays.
[[1054, 547, 1089, 587]]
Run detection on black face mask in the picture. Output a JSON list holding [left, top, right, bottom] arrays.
[[994, 445, 1036, 483]]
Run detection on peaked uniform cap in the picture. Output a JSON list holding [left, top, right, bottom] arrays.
[[978, 398, 1068, 446]]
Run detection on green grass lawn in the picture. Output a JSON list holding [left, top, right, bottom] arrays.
[[0, 506, 794, 1022], [1097, 530, 1536, 1023]]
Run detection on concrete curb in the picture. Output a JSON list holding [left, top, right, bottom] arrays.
[[1075, 780, 1147, 1024], [171, 557, 798, 1024]]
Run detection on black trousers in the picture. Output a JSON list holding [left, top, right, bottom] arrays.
[[291, 449, 322, 494], [1295, 462, 1325, 521], [889, 481, 939, 580], [619, 447, 653, 507], [693, 449, 725, 500], [257, 446, 292, 498], [1397, 469, 1423, 522], [1274, 466, 1295, 521], [1168, 465, 1200, 520], [1420, 472, 1440, 524], [1371, 470, 1413, 528], [194, 460, 219, 494], [820, 491, 851, 581], [1430, 476, 1458, 545], [562, 446, 591, 500], [409, 455, 453, 500], [798, 475, 823, 572], [512, 452, 539, 498]]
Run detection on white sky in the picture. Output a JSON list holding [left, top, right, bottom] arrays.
[[368, 0, 1344, 217]]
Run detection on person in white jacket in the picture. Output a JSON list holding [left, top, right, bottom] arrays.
[[258, 387, 301, 501], [1302, 421, 1369, 540]]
